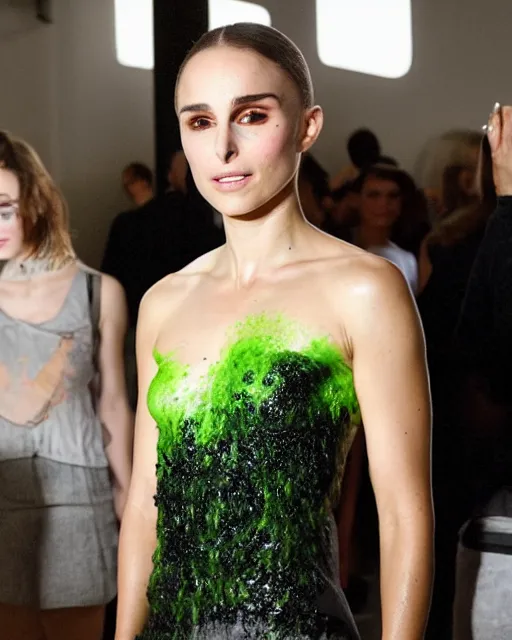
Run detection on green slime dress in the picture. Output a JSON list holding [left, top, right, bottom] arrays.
[[138, 315, 361, 639]]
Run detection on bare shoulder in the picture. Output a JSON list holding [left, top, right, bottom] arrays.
[[316, 247, 424, 368], [77, 262, 123, 295], [302, 229, 412, 311], [179, 245, 225, 276], [138, 246, 223, 327], [77, 262, 125, 317], [323, 243, 418, 335], [335, 249, 411, 304], [101, 273, 125, 299], [144, 246, 221, 302], [311, 232, 406, 294]]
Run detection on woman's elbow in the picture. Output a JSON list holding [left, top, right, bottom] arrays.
[[379, 494, 434, 542]]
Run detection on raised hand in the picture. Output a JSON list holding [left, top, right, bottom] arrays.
[[487, 103, 512, 195]]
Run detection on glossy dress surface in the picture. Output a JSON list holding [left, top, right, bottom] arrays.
[[138, 315, 361, 639]]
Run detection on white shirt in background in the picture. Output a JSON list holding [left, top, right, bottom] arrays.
[[367, 241, 419, 295]]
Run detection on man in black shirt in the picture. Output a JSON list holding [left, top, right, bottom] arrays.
[[102, 165, 224, 328]]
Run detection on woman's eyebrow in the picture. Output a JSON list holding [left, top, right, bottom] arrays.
[[179, 92, 281, 115], [232, 92, 281, 107]]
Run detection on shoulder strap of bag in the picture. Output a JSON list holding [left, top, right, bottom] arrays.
[[86, 271, 102, 371]]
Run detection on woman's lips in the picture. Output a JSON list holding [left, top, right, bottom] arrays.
[[212, 173, 252, 192]]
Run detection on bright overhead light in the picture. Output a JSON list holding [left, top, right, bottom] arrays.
[[114, 1, 271, 70], [208, 0, 271, 30], [316, 0, 413, 79], [113, 0, 412, 80], [114, 0, 154, 70]]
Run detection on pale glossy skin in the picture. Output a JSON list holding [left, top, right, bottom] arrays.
[[116, 44, 433, 640], [0, 168, 133, 640]]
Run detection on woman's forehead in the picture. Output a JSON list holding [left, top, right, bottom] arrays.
[[177, 46, 293, 108]]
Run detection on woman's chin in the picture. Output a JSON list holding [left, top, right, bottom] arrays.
[[0, 248, 15, 261], [210, 198, 265, 221]]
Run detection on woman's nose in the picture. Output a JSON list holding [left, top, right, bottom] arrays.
[[215, 124, 238, 164]]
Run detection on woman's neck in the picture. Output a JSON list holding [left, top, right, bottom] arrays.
[[355, 224, 391, 250], [219, 188, 312, 286], [0, 254, 74, 281]]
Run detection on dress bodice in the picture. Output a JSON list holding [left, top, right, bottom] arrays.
[[141, 314, 361, 639]]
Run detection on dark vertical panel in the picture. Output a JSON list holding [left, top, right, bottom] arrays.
[[153, 0, 208, 194], [36, 0, 53, 23]]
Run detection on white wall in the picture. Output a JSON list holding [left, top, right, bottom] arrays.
[[55, 0, 154, 267], [0, 0, 154, 267], [263, 0, 512, 179], [0, 2, 59, 176], [1, 0, 512, 264]]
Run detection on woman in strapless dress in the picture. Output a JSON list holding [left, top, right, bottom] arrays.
[[115, 23, 433, 640]]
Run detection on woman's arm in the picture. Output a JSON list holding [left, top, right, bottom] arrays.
[[115, 288, 161, 640], [347, 261, 433, 639], [97, 275, 134, 521]]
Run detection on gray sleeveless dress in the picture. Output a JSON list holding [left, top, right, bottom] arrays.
[[0, 268, 118, 609]]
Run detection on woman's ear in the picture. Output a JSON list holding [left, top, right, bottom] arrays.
[[298, 106, 324, 153]]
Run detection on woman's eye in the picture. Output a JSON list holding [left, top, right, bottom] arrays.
[[190, 117, 210, 130], [239, 111, 267, 125], [0, 208, 14, 221]]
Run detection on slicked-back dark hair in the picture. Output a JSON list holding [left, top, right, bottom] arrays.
[[175, 23, 314, 110]]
